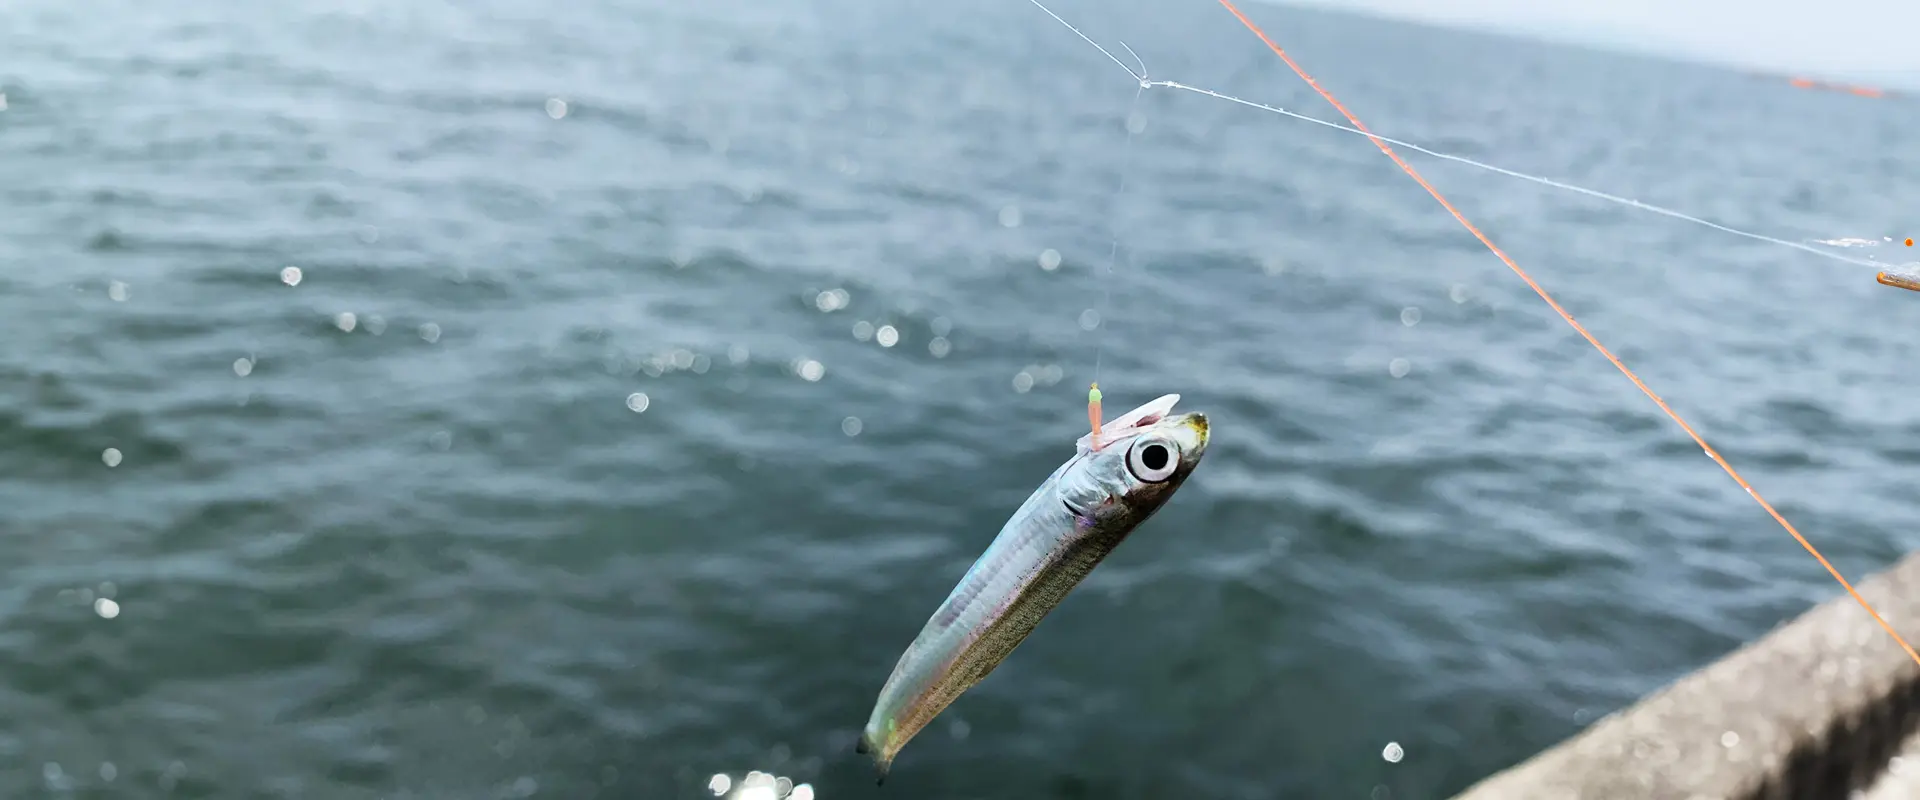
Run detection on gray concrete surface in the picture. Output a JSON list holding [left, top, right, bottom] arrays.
[[1859, 726, 1920, 800], [1451, 551, 1920, 800]]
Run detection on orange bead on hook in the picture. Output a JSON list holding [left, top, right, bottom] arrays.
[[1876, 270, 1920, 293], [1087, 383, 1104, 450]]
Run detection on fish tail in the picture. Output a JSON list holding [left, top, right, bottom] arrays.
[[855, 730, 891, 785]]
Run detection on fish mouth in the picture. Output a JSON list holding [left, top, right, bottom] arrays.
[[1169, 411, 1209, 457]]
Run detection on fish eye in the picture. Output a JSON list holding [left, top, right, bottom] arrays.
[[1127, 438, 1177, 483]]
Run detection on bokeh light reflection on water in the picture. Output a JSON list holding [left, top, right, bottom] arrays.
[[709, 770, 815, 800]]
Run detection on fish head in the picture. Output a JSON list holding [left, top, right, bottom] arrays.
[[1066, 394, 1209, 526]]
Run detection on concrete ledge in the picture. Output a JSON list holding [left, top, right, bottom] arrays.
[[1451, 551, 1920, 800], [1860, 725, 1920, 800]]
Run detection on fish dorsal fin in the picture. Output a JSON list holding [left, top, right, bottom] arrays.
[[1076, 393, 1179, 455]]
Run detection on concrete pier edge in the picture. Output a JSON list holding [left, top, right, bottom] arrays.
[[1450, 550, 1920, 800]]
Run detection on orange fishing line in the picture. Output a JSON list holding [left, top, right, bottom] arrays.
[[1210, 0, 1920, 667]]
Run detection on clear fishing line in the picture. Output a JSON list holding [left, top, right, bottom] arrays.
[[1090, 72, 1146, 391], [1020, 0, 1920, 667], [1023, 0, 1914, 276]]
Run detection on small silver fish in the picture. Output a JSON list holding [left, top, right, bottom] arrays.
[[856, 393, 1209, 781]]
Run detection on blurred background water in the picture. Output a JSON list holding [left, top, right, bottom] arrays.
[[4, 0, 1920, 797]]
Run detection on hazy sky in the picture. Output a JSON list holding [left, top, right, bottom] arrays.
[[1283, 0, 1920, 84]]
